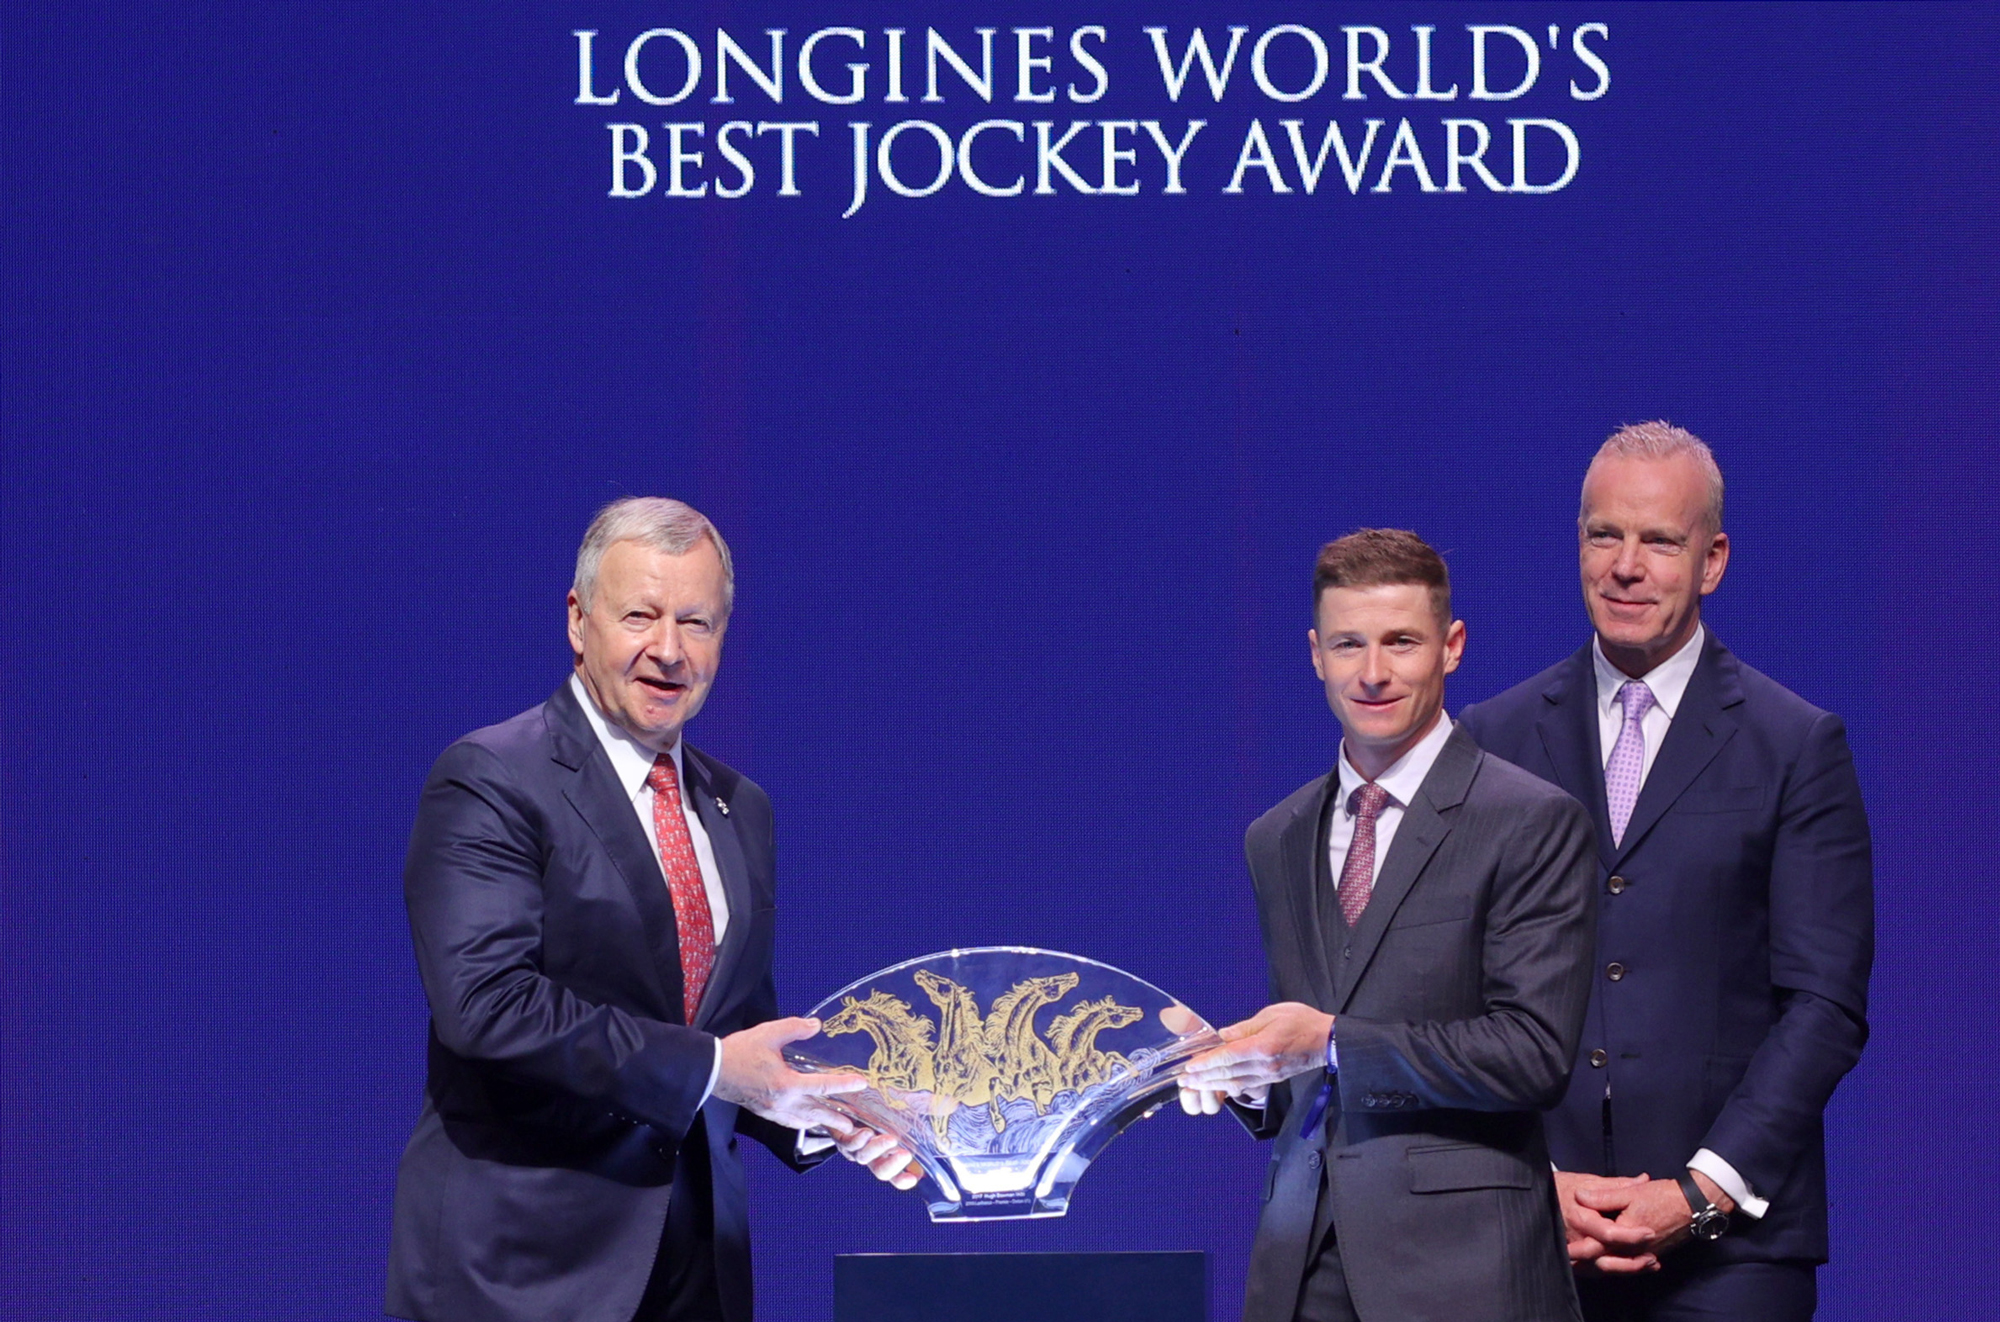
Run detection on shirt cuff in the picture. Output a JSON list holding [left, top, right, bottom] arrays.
[[1325, 1017, 1339, 1073], [797, 1131, 837, 1156], [695, 1036, 723, 1109], [1689, 1148, 1767, 1219]]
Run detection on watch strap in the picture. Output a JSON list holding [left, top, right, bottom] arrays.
[[1677, 1168, 1729, 1239]]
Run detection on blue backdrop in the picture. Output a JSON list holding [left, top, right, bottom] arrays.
[[5, 3, 1996, 1318]]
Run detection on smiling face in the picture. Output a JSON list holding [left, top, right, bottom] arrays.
[[1310, 583, 1465, 781], [1578, 453, 1729, 677], [566, 537, 728, 753]]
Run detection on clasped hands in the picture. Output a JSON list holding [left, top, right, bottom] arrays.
[[1175, 1001, 1334, 1116], [1172, 1005, 1734, 1276], [1558, 1168, 1733, 1273], [714, 1017, 921, 1190]]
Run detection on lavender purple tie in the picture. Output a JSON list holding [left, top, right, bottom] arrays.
[[1606, 680, 1658, 848]]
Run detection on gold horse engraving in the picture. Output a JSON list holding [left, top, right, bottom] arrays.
[[822, 971, 1145, 1140]]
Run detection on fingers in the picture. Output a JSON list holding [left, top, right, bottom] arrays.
[[1567, 1235, 1606, 1263], [1215, 1010, 1268, 1043], [799, 1069, 869, 1097], [828, 1122, 923, 1190], [1177, 1085, 1227, 1116], [1572, 1174, 1649, 1198], [1584, 1251, 1659, 1275], [1573, 1182, 1645, 1212], [1594, 1220, 1658, 1247], [1564, 1204, 1647, 1247], [1179, 1057, 1276, 1092], [880, 1157, 922, 1190], [863, 1146, 914, 1181], [1159, 1004, 1203, 1035], [759, 1015, 826, 1046], [788, 1099, 860, 1133], [838, 1129, 901, 1166], [1180, 1041, 1258, 1079]]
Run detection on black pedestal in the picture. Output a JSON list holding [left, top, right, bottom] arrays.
[[833, 1251, 1205, 1322]]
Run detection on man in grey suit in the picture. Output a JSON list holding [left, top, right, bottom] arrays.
[[1183, 529, 1597, 1322]]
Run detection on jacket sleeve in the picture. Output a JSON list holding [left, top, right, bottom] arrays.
[[1333, 791, 1597, 1113], [405, 738, 717, 1145], [1699, 712, 1873, 1192]]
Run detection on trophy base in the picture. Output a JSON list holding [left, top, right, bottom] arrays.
[[926, 1195, 1068, 1223]]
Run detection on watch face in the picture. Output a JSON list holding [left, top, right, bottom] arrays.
[[1693, 1208, 1730, 1240]]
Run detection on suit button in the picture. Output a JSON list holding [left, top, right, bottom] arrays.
[[1608, 874, 1628, 894], [1342, 947, 1352, 960], [1307, 1150, 1323, 1170], [1588, 1049, 1608, 1068], [1606, 962, 1626, 982]]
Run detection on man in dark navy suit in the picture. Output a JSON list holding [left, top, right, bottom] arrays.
[[1458, 424, 1874, 1321], [386, 498, 913, 1322]]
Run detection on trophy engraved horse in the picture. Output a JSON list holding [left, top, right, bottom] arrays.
[[822, 968, 1144, 1141]]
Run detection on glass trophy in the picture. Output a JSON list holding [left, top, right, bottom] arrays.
[[784, 947, 1221, 1222]]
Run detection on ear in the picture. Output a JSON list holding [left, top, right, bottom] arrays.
[[1308, 628, 1328, 682], [566, 590, 587, 656], [1442, 618, 1467, 674], [1699, 532, 1730, 596]]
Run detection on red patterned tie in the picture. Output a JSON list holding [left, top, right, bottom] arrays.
[[1338, 783, 1391, 927], [648, 754, 715, 1022]]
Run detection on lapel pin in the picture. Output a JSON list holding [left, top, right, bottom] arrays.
[[716, 797, 729, 816]]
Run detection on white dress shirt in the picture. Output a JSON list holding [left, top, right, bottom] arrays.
[[1591, 623, 1704, 787], [1587, 625, 1768, 1219], [570, 673, 727, 1104], [1328, 713, 1457, 891]]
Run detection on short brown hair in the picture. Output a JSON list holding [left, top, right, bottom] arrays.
[[1313, 528, 1451, 626]]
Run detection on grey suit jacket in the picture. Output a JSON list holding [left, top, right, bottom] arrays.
[[1240, 726, 1596, 1322]]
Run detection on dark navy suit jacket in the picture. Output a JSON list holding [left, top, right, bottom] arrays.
[[1458, 633, 1873, 1266], [385, 681, 815, 1322]]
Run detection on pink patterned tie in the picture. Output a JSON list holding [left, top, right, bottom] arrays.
[[1338, 783, 1392, 927], [648, 754, 715, 1022], [1606, 680, 1657, 848]]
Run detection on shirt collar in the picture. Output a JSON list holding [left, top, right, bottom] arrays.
[[1336, 711, 1454, 814], [1592, 621, 1705, 720], [569, 672, 681, 801]]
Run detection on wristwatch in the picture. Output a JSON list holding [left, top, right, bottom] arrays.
[[1676, 1169, 1731, 1241]]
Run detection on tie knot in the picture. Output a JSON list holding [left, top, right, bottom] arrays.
[[1618, 680, 1657, 721], [647, 753, 680, 800], [1349, 782, 1390, 821]]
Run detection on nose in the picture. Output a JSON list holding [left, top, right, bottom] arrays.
[[645, 620, 685, 666], [1358, 644, 1392, 688], [1611, 536, 1645, 581]]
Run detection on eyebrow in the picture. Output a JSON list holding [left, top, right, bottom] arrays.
[[1587, 518, 1689, 541]]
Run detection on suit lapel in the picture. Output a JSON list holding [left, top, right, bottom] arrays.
[[1609, 635, 1743, 865], [1335, 727, 1477, 1010], [1280, 776, 1339, 1011], [547, 682, 686, 1021], [683, 749, 754, 1031], [1532, 645, 1616, 866]]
